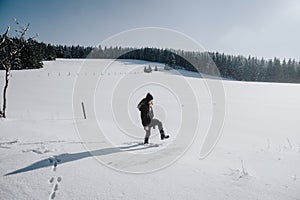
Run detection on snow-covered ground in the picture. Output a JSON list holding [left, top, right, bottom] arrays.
[[0, 59, 300, 200]]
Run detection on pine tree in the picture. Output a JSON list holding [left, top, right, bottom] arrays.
[[20, 39, 43, 69], [148, 65, 152, 72]]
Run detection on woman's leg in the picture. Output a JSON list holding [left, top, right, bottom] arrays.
[[150, 119, 169, 139], [144, 128, 151, 144], [144, 119, 169, 144], [150, 118, 163, 131]]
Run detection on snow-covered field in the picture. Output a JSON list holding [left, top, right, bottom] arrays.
[[0, 59, 300, 200]]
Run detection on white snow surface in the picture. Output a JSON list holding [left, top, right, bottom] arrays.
[[0, 59, 300, 200]]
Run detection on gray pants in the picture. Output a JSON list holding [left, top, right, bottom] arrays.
[[145, 118, 163, 138]]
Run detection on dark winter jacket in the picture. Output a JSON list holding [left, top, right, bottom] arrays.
[[137, 93, 154, 126]]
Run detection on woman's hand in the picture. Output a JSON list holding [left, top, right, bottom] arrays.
[[149, 100, 153, 108], [144, 126, 149, 131]]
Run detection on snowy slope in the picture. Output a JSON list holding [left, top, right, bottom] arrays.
[[0, 59, 300, 200]]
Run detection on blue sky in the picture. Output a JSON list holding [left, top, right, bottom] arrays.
[[1, 0, 300, 60]]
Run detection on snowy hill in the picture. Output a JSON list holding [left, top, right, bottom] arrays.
[[0, 59, 300, 199]]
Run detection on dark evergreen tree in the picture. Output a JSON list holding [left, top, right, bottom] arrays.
[[19, 39, 43, 69], [148, 65, 152, 72]]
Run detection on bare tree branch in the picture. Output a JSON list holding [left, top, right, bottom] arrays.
[[0, 26, 10, 46]]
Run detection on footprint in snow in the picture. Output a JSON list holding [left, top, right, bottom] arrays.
[[54, 183, 58, 191], [50, 191, 56, 199], [49, 177, 54, 184]]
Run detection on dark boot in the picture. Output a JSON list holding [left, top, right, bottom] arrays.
[[144, 137, 149, 144], [160, 129, 169, 140]]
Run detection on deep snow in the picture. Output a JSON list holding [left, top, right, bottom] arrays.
[[0, 59, 300, 199]]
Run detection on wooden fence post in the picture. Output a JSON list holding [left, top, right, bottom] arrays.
[[81, 102, 87, 119]]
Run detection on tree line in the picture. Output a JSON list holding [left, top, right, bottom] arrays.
[[1, 36, 300, 83], [91, 47, 300, 83]]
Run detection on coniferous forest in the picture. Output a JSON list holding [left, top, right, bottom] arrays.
[[1, 37, 300, 83]]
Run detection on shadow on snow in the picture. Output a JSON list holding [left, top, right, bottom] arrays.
[[4, 142, 159, 176]]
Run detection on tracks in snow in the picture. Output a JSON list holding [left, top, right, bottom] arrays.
[[48, 156, 62, 199]]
